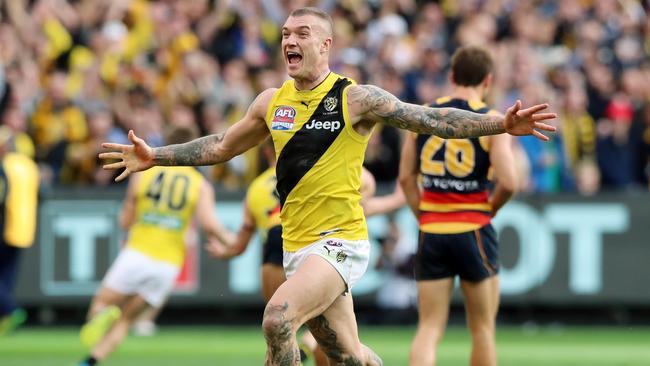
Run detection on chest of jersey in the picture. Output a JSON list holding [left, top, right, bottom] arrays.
[[267, 75, 352, 206]]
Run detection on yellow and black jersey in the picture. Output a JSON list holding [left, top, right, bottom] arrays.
[[246, 167, 281, 240], [127, 166, 204, 266], [416, 96, 495, 234], [266, 72, 369, 251], [0, 153, 39, 248]]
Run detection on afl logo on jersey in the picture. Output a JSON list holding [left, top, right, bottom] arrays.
[[271, 106, 296, 130]]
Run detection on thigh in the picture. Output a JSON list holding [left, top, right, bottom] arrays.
[[460, 275, 499, 328], [416, 278, 454, 327], [261, 263, 286, 303], [306, 294, 364, 362], [267, 254, 346, 329]]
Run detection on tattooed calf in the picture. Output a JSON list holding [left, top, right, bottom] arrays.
[[306, 315, 378, 366], [263, 302, 300, 366]]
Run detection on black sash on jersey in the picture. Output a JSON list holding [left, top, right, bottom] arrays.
[[275, 77, 352, 207]]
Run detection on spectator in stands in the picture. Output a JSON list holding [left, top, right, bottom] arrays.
[[31, 70, 88, 183], [597, 95, 638, 190], [0, 0, 645, 192]]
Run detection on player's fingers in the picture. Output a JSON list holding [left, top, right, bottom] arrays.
[[102, 142, 130, 150], [532, 113, 557, 122], [115, 169, 131, 182], [519, 103, 549, 116], [532, 130, 550, 141], [534, 121, 557, 132], [128, 130, 146, 146], [103, 161, 126, 170], [98, 152, 123, 160]]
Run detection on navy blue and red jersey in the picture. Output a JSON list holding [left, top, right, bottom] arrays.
[[415, 96, 496, 234]]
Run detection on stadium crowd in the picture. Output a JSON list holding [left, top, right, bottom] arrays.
[[0, 0, 648, 193]]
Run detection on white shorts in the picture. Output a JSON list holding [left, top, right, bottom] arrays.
[[103, 248, 180, 307], [283, 238, 370, 293]]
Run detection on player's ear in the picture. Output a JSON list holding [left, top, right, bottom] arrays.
[[321, 37, 332, 54], [483, 73, 493, 89]]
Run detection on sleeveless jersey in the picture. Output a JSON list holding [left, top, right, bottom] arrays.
[[127, 166, 204, 266], [416, 96, 494, 234], [266, 72, 369, 251], [0, 153, 39, 248], [246, 167, 281, 242]]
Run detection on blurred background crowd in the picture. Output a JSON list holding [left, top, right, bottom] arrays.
[[0, 0, 649, 193]]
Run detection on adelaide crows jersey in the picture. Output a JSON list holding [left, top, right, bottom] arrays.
[[127, 166, 203, 266], [266, 72, 369, 251], [416, 96, 495, 234]]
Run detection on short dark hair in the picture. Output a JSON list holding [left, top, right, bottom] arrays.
[[165, 125, 199, 145], [450, 46, 493, 87], [289, 7, 333, 36]]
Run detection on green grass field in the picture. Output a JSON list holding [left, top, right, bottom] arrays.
[[1, 325, 649, 365]]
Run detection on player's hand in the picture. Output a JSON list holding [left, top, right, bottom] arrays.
[[204, 238, 230, 259], [504, 100, 557, 141], [99, 130, 154, 182]]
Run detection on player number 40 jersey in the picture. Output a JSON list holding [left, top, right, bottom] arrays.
[[127, 166, 203, 266]]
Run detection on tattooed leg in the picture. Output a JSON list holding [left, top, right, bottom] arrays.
[[262, 302, 300, 366], [306, 315, 382, 366], [362, 345, 383, 366]]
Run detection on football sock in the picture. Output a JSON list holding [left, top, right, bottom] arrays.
[[79, 356, 98, 366]]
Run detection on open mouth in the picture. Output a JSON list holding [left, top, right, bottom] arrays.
[[287, 51, 303, 65]]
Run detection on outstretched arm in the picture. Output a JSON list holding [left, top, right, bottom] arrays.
[[100, 88, 275, 181], [347, 85, 556, 140]]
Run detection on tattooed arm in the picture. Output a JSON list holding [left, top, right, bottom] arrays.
[[100, 89, 275, 181], [346, 84, 556, 139]]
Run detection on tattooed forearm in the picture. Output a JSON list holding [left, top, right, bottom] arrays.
[[153, 132, 226, 166], [349, 85, 505, 138]]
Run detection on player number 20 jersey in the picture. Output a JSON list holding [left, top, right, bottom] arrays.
[[416, 96, 495, 234]]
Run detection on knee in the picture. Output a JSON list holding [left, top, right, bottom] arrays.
[[262, 302, 294, 340], [468, 323, 495, 340], [414, 322, 445, 344]]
